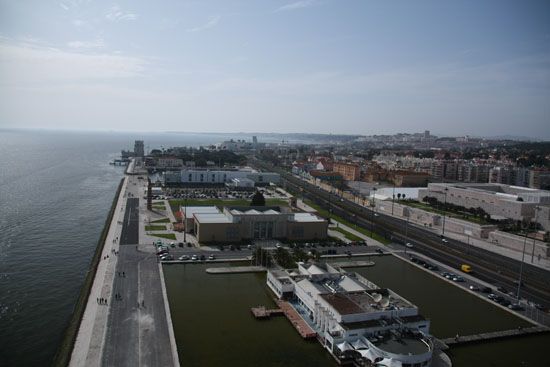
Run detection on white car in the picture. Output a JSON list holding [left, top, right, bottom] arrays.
[[191, 255, 198, 261], [208, 255, 215, 260], [441, 238, 449, 243], [178, 255, 189, 261], [405, 243, 413, 248]]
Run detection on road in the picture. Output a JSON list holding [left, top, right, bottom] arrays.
[[102, 185, 176, 366], [253, 159, 550, 308]]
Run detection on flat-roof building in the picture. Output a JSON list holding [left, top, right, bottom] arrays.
[[267, 263, 434, 366], [193, 206, 328, 243], [164, 168, 280, 186], [419, 183, 550, 228]]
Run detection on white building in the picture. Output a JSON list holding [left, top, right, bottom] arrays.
[[164, 167, 280, 186], [267, 263, 434, 366]]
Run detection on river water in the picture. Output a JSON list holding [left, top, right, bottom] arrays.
[[0, 129, 258, 366]]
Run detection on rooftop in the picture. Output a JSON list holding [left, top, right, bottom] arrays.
[[194, 213, 232, 223], [182, 206, 220, 219]]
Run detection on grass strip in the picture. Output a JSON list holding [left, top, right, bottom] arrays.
[[331, 226, 363, 242], [151, 217, 170, 223], [304, 199, 391, 245], [145, 225, 167, 231]]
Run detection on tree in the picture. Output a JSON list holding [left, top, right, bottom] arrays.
[[397, 193, 402, 200], [250, 191, 266, 206], [402, 194, 406, 200]]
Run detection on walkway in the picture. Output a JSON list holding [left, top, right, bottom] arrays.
[[276, 300, 317, 339], [441, 325, 549, 346]]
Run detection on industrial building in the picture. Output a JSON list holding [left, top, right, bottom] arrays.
[[187, 206, 328, 243], [163, 167, 280, 187], [419, 183, 550, 229], [267, 263, 434, 366]]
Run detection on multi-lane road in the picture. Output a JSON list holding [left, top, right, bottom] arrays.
[[254, 160, 550, 309]]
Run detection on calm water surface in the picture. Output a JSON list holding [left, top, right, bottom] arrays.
[[0, 129, 254, 366], [163, 263, 336, 367]]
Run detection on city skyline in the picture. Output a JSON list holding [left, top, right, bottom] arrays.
[[1, 0, 549, 137]]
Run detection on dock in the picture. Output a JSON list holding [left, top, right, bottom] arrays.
[[332, 260, 375, 268], [250, 306, 284, 319], [276, 300, 317, 339], [441, 326, 549, 346], [205, 266, 266, 274]]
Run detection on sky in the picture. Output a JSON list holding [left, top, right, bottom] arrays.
[[0, 0, 549, 138]]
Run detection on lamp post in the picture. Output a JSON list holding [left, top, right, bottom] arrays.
[[530, 206, 540, 263], [183, 195, 187, 243], [441, 187, 449, 237], [516, 229, 528, 302], [391, 183, 396, 216], [370, 187, 377, 238]]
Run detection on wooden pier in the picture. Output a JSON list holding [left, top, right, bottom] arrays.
[[250, 306, 284, 319], [276, 300, 317, 339], [442, 326, 549, 346]]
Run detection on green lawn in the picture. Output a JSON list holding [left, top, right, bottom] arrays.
[[330, 226, 363, 242], [304, 199, 391, 245], [145, 225, 167, 231], [151, 217, 170, 223], [168, 198, 289, 214], [150, 233, 177, 240]]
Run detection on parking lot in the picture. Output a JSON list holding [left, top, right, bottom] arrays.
[[155, 186, 291, 201]]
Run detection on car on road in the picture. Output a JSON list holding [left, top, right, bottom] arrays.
[[497, 286, 509, 294], [157, 249, 168, 255], [208, 255, 215, 260], [178, 255, 189, 261], [469, 285, 480, 291], [452, 276, 465, 282], [441, 238, 449, 243], [191, 255, 198, 261], [375, 248, 384, 254], [170, 242, 175, 248], [178, 242, 184, 247], [405, 243, 413, 248], [508, 303, 525, 311], [160, 254, 173, 261], [276, 244, 281, 249]]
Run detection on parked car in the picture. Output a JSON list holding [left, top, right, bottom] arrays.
[[405, 243, 413, 248], [191, 255, 198, 261], [178, 255, 189, 261], [208, 255, 215, 260], [481, 287, 493, 293]]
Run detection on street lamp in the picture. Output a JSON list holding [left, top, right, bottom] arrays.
[[391, 183, 396, 216], [441, 187, 449, 237], [531, 206, 541, 263], [516, 227, 529, 302]]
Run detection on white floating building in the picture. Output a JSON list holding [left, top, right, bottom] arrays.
[[267, 263, 434, 366]]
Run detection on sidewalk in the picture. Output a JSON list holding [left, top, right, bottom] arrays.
[[69, 176, 129, 367]]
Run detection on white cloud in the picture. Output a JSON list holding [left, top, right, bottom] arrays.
[[67, 39, 105, 49], [275, 0, 316, 12], [105, 5, 138, 22], [59, 2, 70, 11], [186, 15, 221, 33], [0, 39, 146, 85]]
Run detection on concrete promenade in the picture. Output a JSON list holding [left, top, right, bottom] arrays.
[[69, 176, 129, 367], [69, 161, 179, 367]]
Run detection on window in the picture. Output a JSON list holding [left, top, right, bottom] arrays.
[[200, 174, 204, 182]]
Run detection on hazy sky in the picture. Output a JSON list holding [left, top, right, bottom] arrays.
[[1, 0, 549, 138]]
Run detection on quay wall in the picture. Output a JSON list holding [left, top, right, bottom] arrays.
[[51, 178, 125, 367]]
